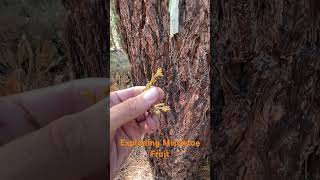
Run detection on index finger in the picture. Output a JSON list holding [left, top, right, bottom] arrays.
[[110, 86, 146, 107]]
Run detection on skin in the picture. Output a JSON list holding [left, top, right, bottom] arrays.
[[110, 86, 164, 179], [0, 78, 164, 180]]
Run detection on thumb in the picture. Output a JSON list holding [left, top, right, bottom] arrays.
[[110, 87, 164, 133]]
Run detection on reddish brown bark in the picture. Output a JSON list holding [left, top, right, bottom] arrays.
[[115, 0, 210, 178], [212, 1, 320, 179], [63, 0, 109, 78]]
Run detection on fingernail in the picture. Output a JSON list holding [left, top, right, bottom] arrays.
[[143, 87, 159, 102]]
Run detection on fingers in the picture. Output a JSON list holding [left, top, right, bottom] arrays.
[[110, 86, 145, 107], [139, 114, 160, 134], [0, 99, 108, 180], [1, 78, 109, 128], [110, 87, 164, 134], [145, 114, 160, 131]]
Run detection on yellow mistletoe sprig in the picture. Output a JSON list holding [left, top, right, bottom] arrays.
[[145, 68, 171, 116], [151, 103, 171, 115], [144, 68, 164, 91]]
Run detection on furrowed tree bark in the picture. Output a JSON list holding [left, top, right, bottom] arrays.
[[212, 0, 320, 179], [115, 0, 210, 178], [63, 0, 109, 78]]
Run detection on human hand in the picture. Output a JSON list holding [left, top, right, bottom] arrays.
[[110, 86, 164, 179], [0, 78, 109, 180]]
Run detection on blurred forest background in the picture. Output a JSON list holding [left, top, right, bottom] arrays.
[[0, 0, 109, 179], [0, 0, 70, 95], [0, 0, 108, 96]]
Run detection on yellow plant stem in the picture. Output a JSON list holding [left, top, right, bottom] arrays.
[[144, 68, 170, 115]]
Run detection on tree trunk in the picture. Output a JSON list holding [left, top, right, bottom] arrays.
[[63, 0, 109, 78], [115, 0, 210, 178], [212, 0, 320, 179]]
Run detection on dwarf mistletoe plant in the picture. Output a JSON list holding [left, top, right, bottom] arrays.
[[145, 68, 170, 116]]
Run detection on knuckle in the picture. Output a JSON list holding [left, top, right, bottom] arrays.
[[125, 98, 138, 112]]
